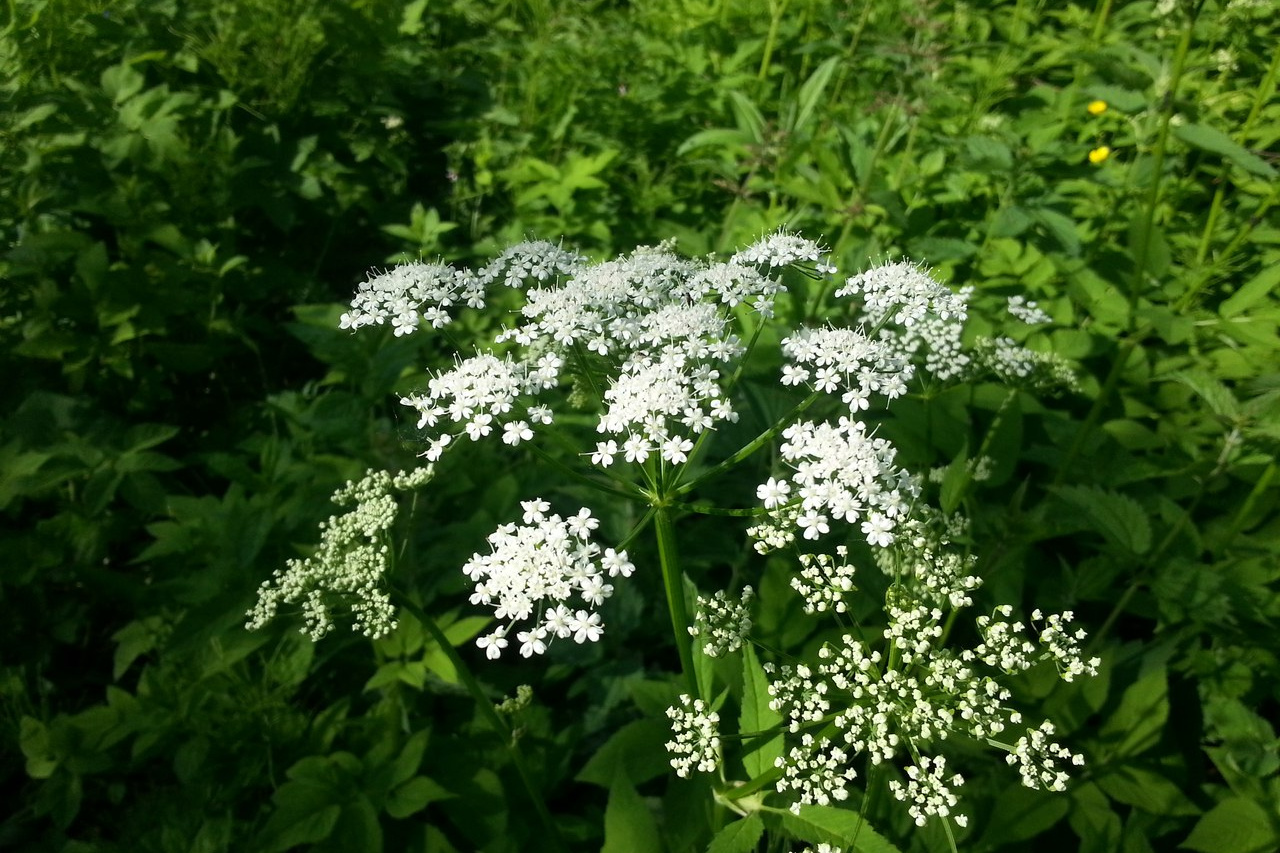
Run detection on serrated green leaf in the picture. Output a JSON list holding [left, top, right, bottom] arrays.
[[780, 805, 901, 852], [1052, 485, 1152, 555], [1173, 123, 1276, 178], [676, 128, 754, 157], [740, 645, 782, 778], [603, 774, 662, 853], [1171, 370, 1240, 419], [707, 813, 765, 853], [1031, 207, 1082, 256]]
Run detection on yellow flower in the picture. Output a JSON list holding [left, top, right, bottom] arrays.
[[1087, 100, 1108, 116], [1088, 146, 1111, 164]]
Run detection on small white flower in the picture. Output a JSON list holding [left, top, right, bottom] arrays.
[[757, 477, 791, 509], [503, 420, 533, 445], [476, 629, 508, 660], [591, 440, 618, 467]]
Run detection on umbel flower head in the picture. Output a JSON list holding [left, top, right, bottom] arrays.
[[246, 467, 433, 640], [256, 229, 1094, 832]]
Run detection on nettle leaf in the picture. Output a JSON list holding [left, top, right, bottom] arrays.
[[602, 774, 662, 853], [1051, 485, 1152, 555], [780, 804, 901, 852], [1173, 123, 1277, 178], [1171, 370, 1241, 420], [708, 813, 765, 853], [1182, 796, 1280, 853], [740, 645, 782, 778]]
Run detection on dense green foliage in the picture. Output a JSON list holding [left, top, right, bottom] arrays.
[[3, 0, 1278, 851]]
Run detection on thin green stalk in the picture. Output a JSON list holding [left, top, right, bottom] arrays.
[[393, 592, 568, 853], [756, 0, 790, 83], [675, 390, 822, 497], [655, 505, 699, 697], [1090, 0, 1114, 42], [1128, 13, 1195, 314]]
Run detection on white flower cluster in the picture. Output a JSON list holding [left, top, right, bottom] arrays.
[[730, 231, 836, 273], [887, 755, 967, 827], [688, 586, 754, 657], [748, 418, 919, 553], [246, 467, 434, 640], [968, 605, 1100, 681], [972, 337, 1078, 392], [835, 261, 973, 382], [400, 351, 562, 461], [1006, 295, 1053, 325], [791, 547, 857, 614], [761, 519, 1095, 820], [1006, 720, 1084, 791], [464, 500, 634, 659], [875, 516, 982, 610], [666, 694, 721, 777], [779, 326, 911, 409], [340, 242, 584, 335]]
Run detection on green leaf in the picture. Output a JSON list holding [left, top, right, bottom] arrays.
[[740, 645, 782, 778], [602, 774, 662, 853], [977, 783, 1070, 846], [707, 813, 765, 853], [728, 91, 766, 145], [101, 63, 145, 104], [964, 136, 1014, 171], [1220, 265, 1280, 318], [1095, 765, 1199, 817], [1128, 213, 1171, 280], [1181, 797, 1280, 853], [1051, 485, 1152, 555], [1171, 370, 1240, 419], [780, 805, 901, 852], [1030, 207, 1082, 256], [576, 718, 673, 787], [1098, 666, 1167, 758], [1173, 123, 1276, 178], [677, 128, 755, 158], [386, 776, 453, 819], [791, 56, 839, 134]]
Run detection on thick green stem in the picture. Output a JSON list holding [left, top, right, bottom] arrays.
[[655, 505, 699, 697], [393, 592, 567, 853]]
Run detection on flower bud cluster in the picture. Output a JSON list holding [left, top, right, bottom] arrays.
[[1007, 295, 1053, 325], [689, 586, 754, 658], [246, 466, 434, 640], [791, 547, 857, 614], [666, 694, 721, 777]]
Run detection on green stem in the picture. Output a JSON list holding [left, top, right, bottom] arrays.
[[1128, 13, 1195, 314], [756, 0, 790, 83], [393, 592, 567, 853], [655, 505, 699, 697], [675, 390, 822, 497]]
